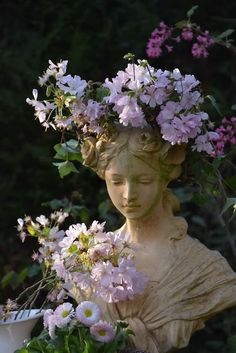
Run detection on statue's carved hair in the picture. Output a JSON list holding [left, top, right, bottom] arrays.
[[81, 127, 187, 233], [81, 126, 186, 183]]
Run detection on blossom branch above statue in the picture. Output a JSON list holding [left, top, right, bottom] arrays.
[[26, 56, 219, 154]]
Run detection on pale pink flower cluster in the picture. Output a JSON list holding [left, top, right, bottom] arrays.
[[27, 58, 217, 155], [43, 301, 115, 342], [17, 210, 68, 246], [0, 299, 18, 321], [49, 221, 148, 303], [104, 64, 215, 149], [192, 131, 219, 155], [17, 216, 148, 304], [92, 257, 147, 303], [27, 60, 104, 133]]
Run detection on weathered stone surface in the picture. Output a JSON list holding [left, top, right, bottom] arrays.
[[82, 127, 236, 353]]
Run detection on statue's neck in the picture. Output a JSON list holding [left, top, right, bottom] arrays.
[[122, 203, 169, 243]]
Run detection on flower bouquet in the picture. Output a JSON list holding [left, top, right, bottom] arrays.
[[1, 212, 147, 352]]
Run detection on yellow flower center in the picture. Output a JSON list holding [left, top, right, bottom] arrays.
[[98, 329, 106, 336], [84, 309, 92, 317], [62, 310, 69, 318]]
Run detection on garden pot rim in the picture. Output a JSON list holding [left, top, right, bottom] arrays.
[[0, 308, 44, 325]]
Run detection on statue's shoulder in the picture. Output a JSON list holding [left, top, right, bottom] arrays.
[[174, 234, 236, 278]]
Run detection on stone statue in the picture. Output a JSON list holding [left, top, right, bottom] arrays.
[[81, 126, 236, 353]]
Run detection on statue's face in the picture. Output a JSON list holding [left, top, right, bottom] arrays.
[[104, 150, 163, 220]]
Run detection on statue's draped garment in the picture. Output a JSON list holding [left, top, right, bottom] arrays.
[[101, 236, 236, 353]]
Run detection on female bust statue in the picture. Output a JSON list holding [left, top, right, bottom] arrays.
[[81, 126, 236, 353]]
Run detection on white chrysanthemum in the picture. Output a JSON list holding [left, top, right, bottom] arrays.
[[75, 301, 100, 326], [90, 320, 115, 343], [53, 302, 74, 328]]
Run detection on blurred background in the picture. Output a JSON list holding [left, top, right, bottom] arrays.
[[0, 0, 236, 352]]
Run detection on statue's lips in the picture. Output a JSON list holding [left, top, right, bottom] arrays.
[[123, 204, 141, 210]]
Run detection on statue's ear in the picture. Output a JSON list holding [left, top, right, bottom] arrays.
[[161, 144, 186, 165]]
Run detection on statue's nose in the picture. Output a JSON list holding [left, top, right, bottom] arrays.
[[123, 182, 137, 203]]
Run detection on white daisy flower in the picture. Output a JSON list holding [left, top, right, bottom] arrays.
[[75, 301, 100, 326], [53, 302, 74, 328]]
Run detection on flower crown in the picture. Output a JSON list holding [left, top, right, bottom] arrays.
[[26, 56, 219, 156]]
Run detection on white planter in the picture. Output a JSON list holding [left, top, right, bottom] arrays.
[[0, 309, 43, 353]]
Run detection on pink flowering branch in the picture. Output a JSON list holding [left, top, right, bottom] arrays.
[[146, 6, 235, 60]]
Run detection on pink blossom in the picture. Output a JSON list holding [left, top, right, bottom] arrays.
[[125, 63, 154, 89], [90, 320, 115, 343], [114, 95, 146, 127], [146, 22, 173, 59], [31, 252, 40, 262], [214, 117, 236, 155], [192, 43, 209, 58], [192, 31, 214, 59], [182, 27, 193, 41], [140, 85, 167, 107], [197, 31, 215, 46], [38, 60, 68, 86], [89, 220, 106, 235], [43, 309, 56, 338], [192, 132, 219, 155], [57, 74, 87, 97], [174, 74, 200, 94], [70, 272, 92, 290], [85, 100, 103, 121], [157, 109, 207, 145], [88, 243, 112, 260], [92, 261, 114, 288], [36, 215, 49, 226]]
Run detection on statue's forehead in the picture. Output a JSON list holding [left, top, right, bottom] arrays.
[[105, 151, 159, 176]]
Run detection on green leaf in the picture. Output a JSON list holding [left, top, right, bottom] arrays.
[[53, 161, 79, 178], [191, 215, 206, 227], [186, 5, 199, 18], [225, 176, 236, 192], [228, 335, 236, 353], [1, 270, 15, 288], [123, 52, 135, 61], [27, 264, 41, 278], [54, 140, 82, 162], [221, 198, 236, 215], [175, 20, 188, 29], [192, 193, 210, 206], [212, 155, 225, 169], [231, 104, 236, 111], [16, 267, 29, 286], [46, 84, 54, 97], [217, 29, 235, 40], [205, 95, 222, 116], [96, 86, 110, 102]]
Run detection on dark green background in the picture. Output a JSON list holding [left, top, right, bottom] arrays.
[[0, 1, 236, 352]]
